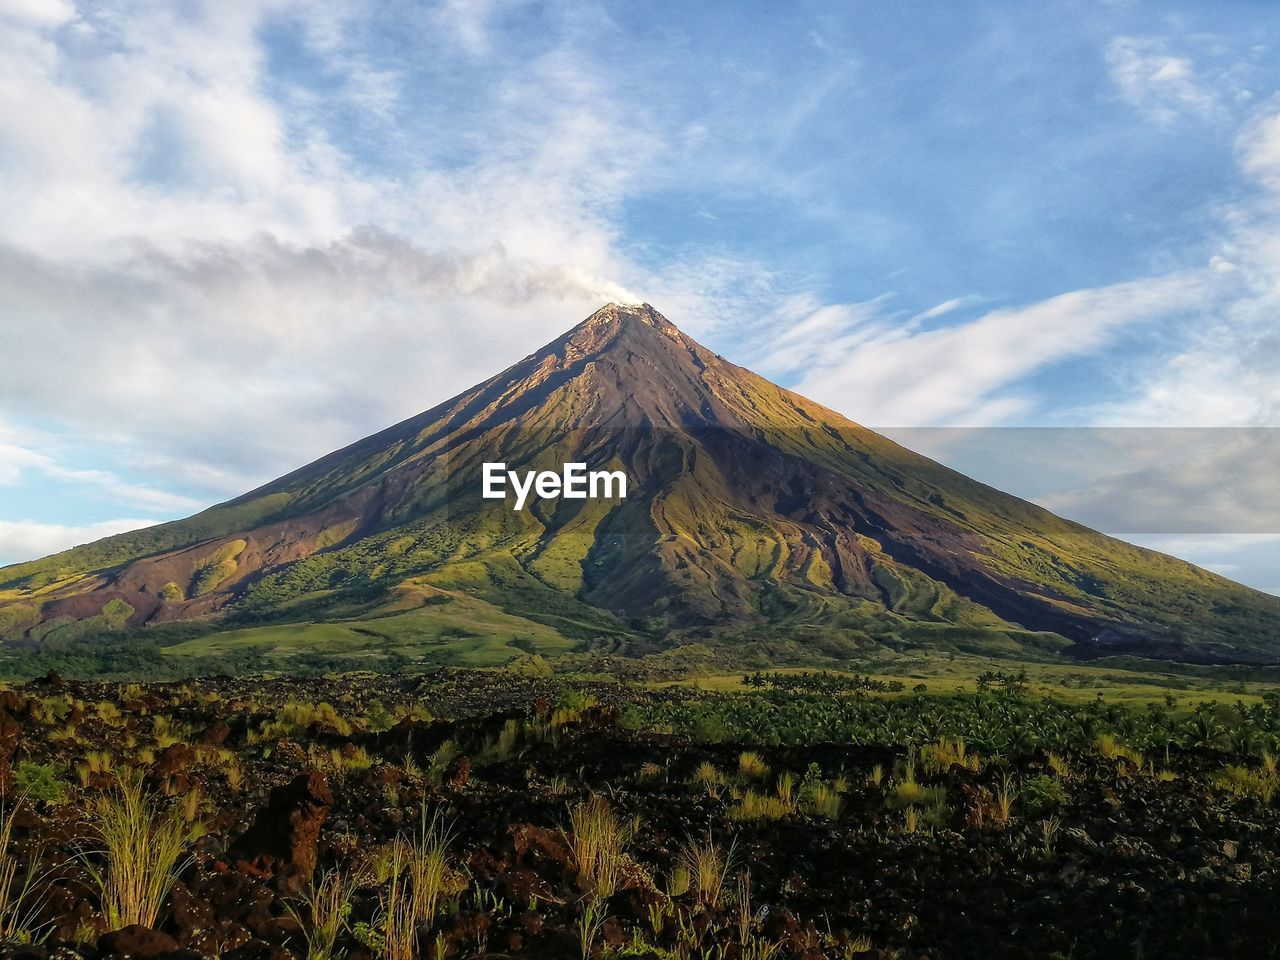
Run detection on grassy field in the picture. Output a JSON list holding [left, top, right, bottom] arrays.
[[160, 588, 577, 667], [159, 610, 1280, 701], [654, 653, 1277, 707]]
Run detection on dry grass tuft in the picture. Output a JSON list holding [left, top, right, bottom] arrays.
[[565, 796, 636, 898], [728, 790, 792, 821], [291, 868, 352, 960], [678, 833, 737, 907], [808, 782, 844, 819], [920, 737, 981, 774], [994, 774, 1017, 826], [1046, 752, 1072, 779], [83, 776, 190, 930], [0, 795, 45, 943], [738, 752, 769, 780], [377, 807, 460, 960]]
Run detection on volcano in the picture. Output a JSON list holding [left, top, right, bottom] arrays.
[[3, 303, 1279, 665]]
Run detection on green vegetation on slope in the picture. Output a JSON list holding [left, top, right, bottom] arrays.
[[190, 539, 247, 596], [162, 589, 580, 668], [0, 494, 292, 590]]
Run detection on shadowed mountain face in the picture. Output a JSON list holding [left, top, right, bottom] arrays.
[[3, 303, 1280, 663]]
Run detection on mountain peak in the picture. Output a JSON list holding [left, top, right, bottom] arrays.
[[583, 300, 665, 329], [559, 301, 690, 362]]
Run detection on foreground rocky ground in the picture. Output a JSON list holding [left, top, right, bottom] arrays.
[[0, 670, 1278, 959]]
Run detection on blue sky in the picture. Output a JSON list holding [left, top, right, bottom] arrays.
[[1, 0, 1278, 591]]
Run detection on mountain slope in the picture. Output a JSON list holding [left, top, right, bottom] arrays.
[[3, 302, 1279, 665]]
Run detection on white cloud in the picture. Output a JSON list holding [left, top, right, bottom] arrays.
[[1106, 36, 1219, 125], [911, 296, 980, 323], [0, 233, 642, 496], [0, 0, 661, 267], [1032, 429, 1280, 534], [0, 0, 75, 27], [0, 518, 161, 568], [0, 2, 348, 258], [1239, 104, 1280, 194]]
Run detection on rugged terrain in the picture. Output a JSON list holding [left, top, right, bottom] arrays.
[[3, 670, 1280, 959], [2, 303, 1279, 668]]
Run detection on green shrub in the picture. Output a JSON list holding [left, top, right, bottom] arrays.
[[13, 762, 67, 804], [101, 599, 135, 628], [1022, 773, 1068, 814], [362, 701, 396, 733], [551, 690, 598, 727]]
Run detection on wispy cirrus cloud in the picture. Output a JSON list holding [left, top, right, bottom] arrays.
[[757, 268, 1219, 426], [1090, 100, 1280, 428], [0, 420, 200, 513], [910, 296, 982, 323]]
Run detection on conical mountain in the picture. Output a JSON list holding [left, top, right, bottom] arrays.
[[3, 303, 1279, 665]]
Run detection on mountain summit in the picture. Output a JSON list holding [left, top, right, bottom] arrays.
[[4, 303, 1279, 665]]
